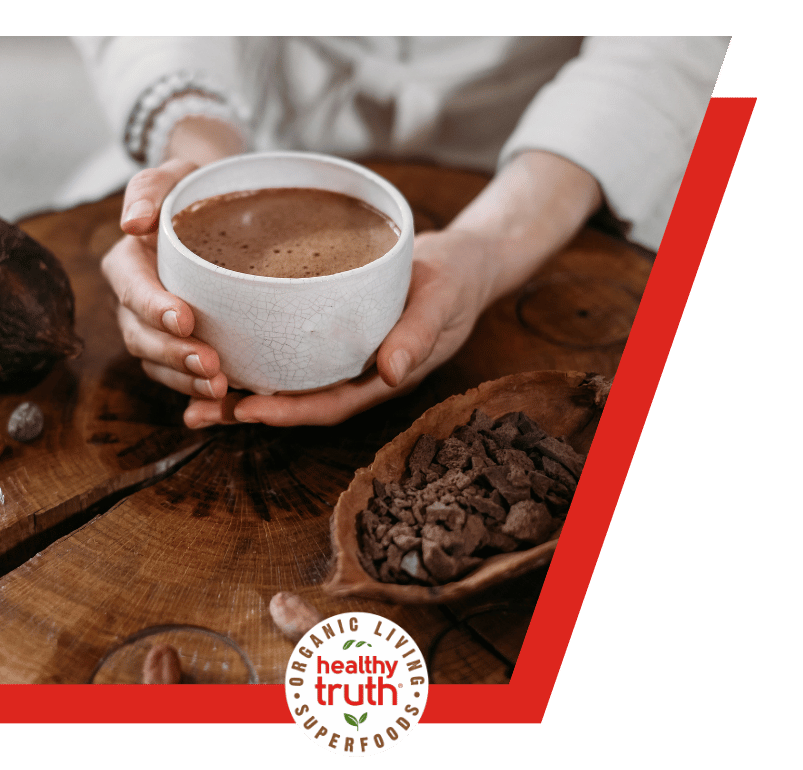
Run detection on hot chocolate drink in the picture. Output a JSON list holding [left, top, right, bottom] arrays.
[[172, 188, 399, 279]]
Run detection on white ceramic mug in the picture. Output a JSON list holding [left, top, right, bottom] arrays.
[[158, 152, 414, 395]]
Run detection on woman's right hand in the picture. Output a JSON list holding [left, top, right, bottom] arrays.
[[102, 158, 229, 402]]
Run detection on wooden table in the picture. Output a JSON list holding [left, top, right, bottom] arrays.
[[0, 162, 650, 684]]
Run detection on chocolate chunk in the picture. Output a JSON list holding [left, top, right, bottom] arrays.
[[490, 416, 520, 445], [394, 535, 422, 552], [379, 526, 395, 548], [496, 447, 535, 473], [372, 478, 387, 501], [512, 432, 547, 452], [481, 527, 519, 553], [357, 550, 380, 579], [479, 465, 531, 505], [425, 502, 467, 531], [422, 540, 481, 583], [480, 434, 504, 464], [451, 424, 481, 445], [542, 457, 578, 492], [421, 522, 447, 542], [451, 471, 472, 491], [535, 436, 585, 479], [386, 543, 404, 572], [387, 522, 416, 541], [459, 514, 487, 557], [409, 470, 426, 489], [494, 412, 522, 431], [501, 500, 555, 544], [408, 434, 438, 473], [422, 540, 458, 582], [469, 455, 490, 473], [478, 465, 506, 492], [361, 509, 381, 535], [439, 467, 465, 488], [361, 532, 387, 561], [429, 462, 448, 478], [507, 465, 530, 489], [512, 412, 547, 452], [526, 471, 554, 500], [468, 409, 494, 432], [422, 523, 463, 554], [400, 550, 430, 582], [545, 492, 571, 515], [435, 437, 471, 470], [516, 412, 547, 437], [466, 493, 506, 521], [389, 504, 416, 525], [386, 481, 404, 498], [378, 561, 398, 583]]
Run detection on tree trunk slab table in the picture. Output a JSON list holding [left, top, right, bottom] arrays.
[[0, 161, 650, 684]]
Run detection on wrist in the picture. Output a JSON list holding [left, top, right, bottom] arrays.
[[446, 150, 602, 304], [165, 115, 246, 167], [414, 229, 501, 315]]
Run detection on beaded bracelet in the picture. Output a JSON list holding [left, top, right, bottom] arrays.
[[123, 71, 244, 166]]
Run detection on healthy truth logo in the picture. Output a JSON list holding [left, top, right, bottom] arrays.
[[285, 611, 429, 755]]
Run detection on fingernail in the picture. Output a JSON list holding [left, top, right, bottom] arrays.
[[389, 349, 412, 385], [162, 310, 181, 335], [193, 378, 216, 398], [184, 353, 207, 377], [192, 421, 215, 430], [123, 199, 154, 224]]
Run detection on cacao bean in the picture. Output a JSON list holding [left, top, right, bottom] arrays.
[[269, 592, 323, 642], [141, 643, 182, 684], [0, 218, 82, 388], [7, 401, 44, 442]]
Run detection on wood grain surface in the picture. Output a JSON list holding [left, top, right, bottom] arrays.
[[0, 162, 650, 683]]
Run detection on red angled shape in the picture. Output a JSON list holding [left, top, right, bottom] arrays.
[[0, 98, 754, 725]]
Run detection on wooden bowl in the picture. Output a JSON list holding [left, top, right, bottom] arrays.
[[324, 370, 610, 604]]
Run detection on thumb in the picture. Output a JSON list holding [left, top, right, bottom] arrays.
[[120, 159, 199, 235], [376, 262, 451, 388]]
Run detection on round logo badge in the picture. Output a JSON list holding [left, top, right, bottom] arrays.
[[285, 611, 428, 755]]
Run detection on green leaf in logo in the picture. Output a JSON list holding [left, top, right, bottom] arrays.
[[359, 712, 367, 724], [344, 713, 359, 730], [343, 640, 355, 650], [356, 641, 365, 647]]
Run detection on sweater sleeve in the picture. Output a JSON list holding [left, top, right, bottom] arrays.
[[73, 36, 251, 166], [499, 36, 730, 249]]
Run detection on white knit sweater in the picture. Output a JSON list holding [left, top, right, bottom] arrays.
[[74, 36, 729, 250]]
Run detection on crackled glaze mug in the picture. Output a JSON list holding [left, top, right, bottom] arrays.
[[158, 152, 414, 394]]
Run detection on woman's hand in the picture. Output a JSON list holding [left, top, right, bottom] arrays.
[[102, 116, 245, 402], [183, 229, 497, 428], [102, 158, 229, 401]]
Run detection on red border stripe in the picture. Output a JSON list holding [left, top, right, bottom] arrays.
[[506, 96, 757, 723]]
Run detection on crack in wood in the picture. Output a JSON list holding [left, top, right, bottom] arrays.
[[0, 438, 213, 577], [427, 605, 518, 683]]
